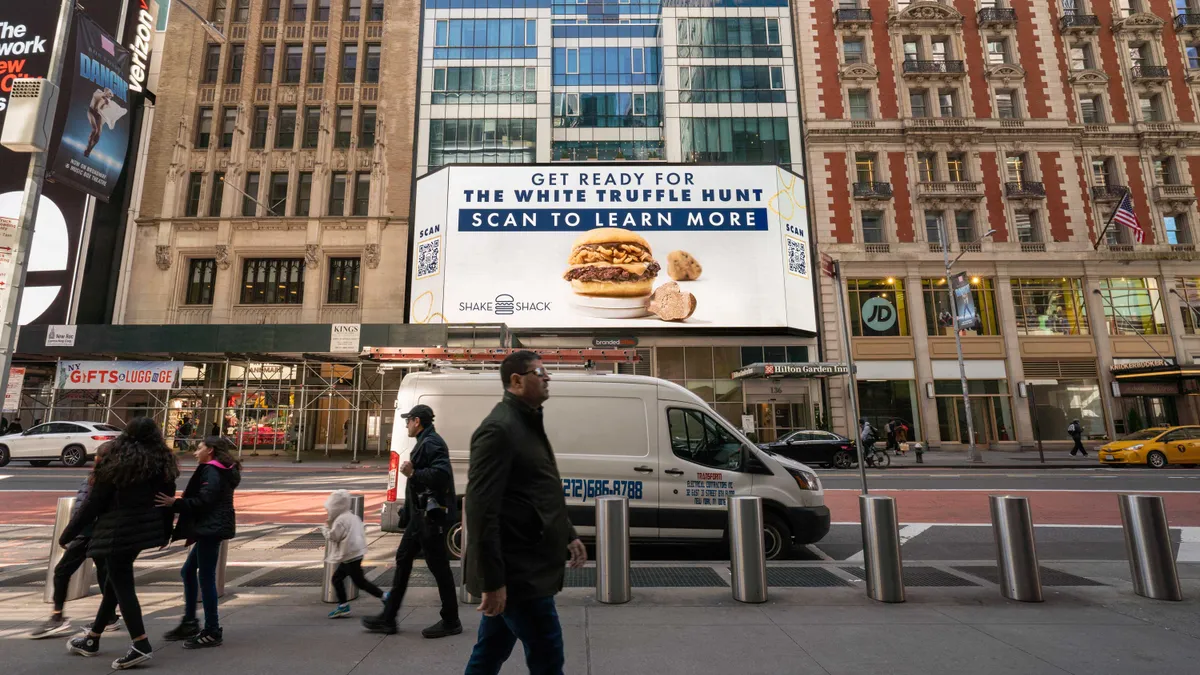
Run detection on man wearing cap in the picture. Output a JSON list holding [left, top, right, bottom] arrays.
[[362, 404, 461, 637]]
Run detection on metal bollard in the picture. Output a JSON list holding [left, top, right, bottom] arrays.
[[859, 495, 905, 603], [989, 495, 1042, 602], [729, 496, 767, 603], [215, 540, 230, 598], [44, 497, 96, 604], [322, 493, 367, 603], [1118, 494, 1182, 601], [458, 498, 480, 605], [595, 496, 630, 604]]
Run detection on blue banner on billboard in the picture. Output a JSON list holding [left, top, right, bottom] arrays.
[[47, 14, 132, 202]]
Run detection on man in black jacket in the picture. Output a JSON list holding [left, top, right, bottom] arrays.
[[464, 351, 586, 675], [362, 404, 460, 637]]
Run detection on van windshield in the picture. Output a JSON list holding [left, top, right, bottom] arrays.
[[668, 408, 744, 471]]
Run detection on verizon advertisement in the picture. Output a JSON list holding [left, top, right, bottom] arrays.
[[56, 360, 181, 390], [409, 165, 817, 331]]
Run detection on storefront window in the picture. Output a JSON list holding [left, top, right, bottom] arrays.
[[656, 346, 743, 425], [1097, 278, 1167, 335], [933, 380, 1013, 443], [1010, 278, 1089, 335], [848, 278, 909, 337], [1028, 379, 1107, 441], [857, 380, 921, 441], [1178, 277, 1200, 334], [922, 278, 1001, 336]]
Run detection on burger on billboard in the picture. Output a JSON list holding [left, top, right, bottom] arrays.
[[409, 165, 816, 332]]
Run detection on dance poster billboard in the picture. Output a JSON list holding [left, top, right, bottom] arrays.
[[47, 14, 132, 202]]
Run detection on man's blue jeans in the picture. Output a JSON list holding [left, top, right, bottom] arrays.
[[181, 538, 222, 630], [464, 595, 564, 675]]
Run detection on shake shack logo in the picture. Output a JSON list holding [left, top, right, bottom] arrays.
[[457, 294, 552, 314]]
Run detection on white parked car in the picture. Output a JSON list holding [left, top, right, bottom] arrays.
[[0, 421, 122, 468]]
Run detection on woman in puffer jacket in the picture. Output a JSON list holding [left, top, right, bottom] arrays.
[[61, 417, 179, 670], [157, 436, 242, 649]]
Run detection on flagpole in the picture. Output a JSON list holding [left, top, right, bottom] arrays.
[[1092, 187, 1130, 251]]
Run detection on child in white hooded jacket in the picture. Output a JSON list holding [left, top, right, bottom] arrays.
[[323, 490, 386, 618]]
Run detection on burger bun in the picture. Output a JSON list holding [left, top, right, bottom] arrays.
[[569, 278, 654, 297], [570, 228, 653, 250]]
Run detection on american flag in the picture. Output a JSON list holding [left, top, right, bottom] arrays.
[[1113, 191, 1144, 244]]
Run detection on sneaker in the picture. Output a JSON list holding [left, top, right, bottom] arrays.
[[421, 620, 463, 639], [162, 618, 200, 641], [29, 616, 71, 640], [328, 604, 351, 619], [183, 628, 223, 650], [361, 615, 397, 635], [67, 634, 100, 657], [112, 643, 152, 670], [86, 617, 123, 634]]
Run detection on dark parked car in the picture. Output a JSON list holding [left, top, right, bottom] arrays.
[[758, 430, 856, 469]]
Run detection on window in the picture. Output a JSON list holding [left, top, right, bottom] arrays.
[[185, 173, 203, 217], [340, 45, 357, 83], [632, 93, 645, 115], [1011, 278, 1089, 335], [1079, 94, 1104, 123], [211, 0, 227, 22], [203, 44, 221, 83], [675, 17, 784, 58], [210, 172, 225, 216], [946, 153, 967, 182], [346, 0, 361, 22], [240, 259, 304, 304], [910, 89, 929, 117], [296, 172, 312, 216], [227, 44, 244, 83], [861, 211, 885, 243], [219, 108, 237, 148], [846, 89, 872, 119], [917, 151, 938, 182], [287, 0, 306, 22], [1014, 210, 1040, 242], [938, 89, 959, 117], [1005, 153, 1027, 182], [923, 278, 1002, 336], [1128, 41, 1152, 68], [770, 66, 784, 89], [955, 210, 975, 243], [195, 108, 213, 148], [432, 66, 538, 104], [925, 211, 946, 245], [848, 278, 910, 336], [1091, 157, 1117, 186], [566, 48, 578, 74], [250, 107, 268, 148], [1140, 93, 1163, 121], [995, 89, 1018, 119], [667, 409, 744, 471], [328, 172, 347, 215], [283, 45, 303, 83], [327, 258, 360, 304], [1187, 42, 1200, 69], [265, 0, 282, 22], [1070, 43, 1094, 70], [185, 259, 217, 305], [234, 0, 250, 22], [843, 38, 866, 64], [302, 106, 321, 148], [364, 44, 381, 83], [268, 172, 288, 216], [526, 19, 537, 46], [679, 118, 791, 164], [855, 152, 877, 183], [428, 119, 538, 168], [675, 67, 784, 104], [931, 38, 950, 61], [310, 44, 326, 83], [260, 45, 276, 83], [986, 38, 1009, 65], [335, 107, 353, 147], [276, 106, 297, 149], [242, 172, 260, 216], [359, 107, 376, 146], [1097, 278, 1167, 335], [315, 0, 330, 21], [1164, 214, 1192, 245], [903, 39, 920, 62], [353, 173, 370, 216], [632, 47, 645, 74], [1119, 0, 1143, 16], [1178, 277, 1200, 334], [367, 0, 383, 21], [1153, 156, 1178, 184]]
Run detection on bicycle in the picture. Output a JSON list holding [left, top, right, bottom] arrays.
[[860, 442, 891, 469]]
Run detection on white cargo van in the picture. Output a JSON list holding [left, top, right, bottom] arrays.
[[380, 370, 830, 560]]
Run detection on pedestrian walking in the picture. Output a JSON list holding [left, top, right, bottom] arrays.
[[463, 351, 587, 675], [61, 417, 179, 670], [361, 404, 460, 637], [29, 443, 121, 640], [176, 416, 194, 453], [324, 489, 386, 618], [157, 436, 242, 649], [209, 421, 220, 437], [1068, 419, 1087, 456], [884, 419, 897, 453]]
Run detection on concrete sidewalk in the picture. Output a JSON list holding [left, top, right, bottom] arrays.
[[884, 449, 1105, 470], [3, 563, 1200, 675]]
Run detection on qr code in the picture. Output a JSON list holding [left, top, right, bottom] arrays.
[[416, 237, 441, 279], [786, 236, 808, 277]]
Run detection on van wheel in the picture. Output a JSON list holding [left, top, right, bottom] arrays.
[[0, 445, 8, 468], [763, 513, 794, 560], [446, 521, 464, 561], [61, 445, 87, 468], [832, 450, 854, 470]]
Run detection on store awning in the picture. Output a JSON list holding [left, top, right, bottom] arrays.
[[732, 362, 852, 379], [1112, 362, 1200, 395]]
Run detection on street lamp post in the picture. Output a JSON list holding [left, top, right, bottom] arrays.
[[938, 225, 996, 464]]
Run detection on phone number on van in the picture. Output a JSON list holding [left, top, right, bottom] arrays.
[[562, 478, 643, 502]]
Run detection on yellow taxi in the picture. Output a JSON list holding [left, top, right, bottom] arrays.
[[1099, 426, 1200, 468]]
